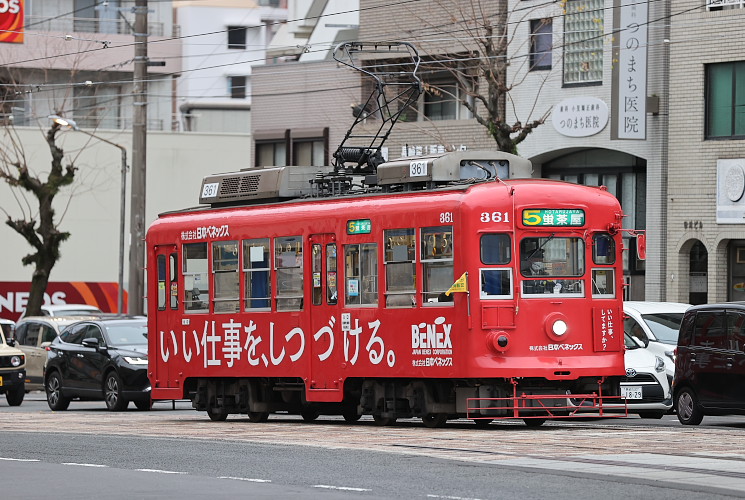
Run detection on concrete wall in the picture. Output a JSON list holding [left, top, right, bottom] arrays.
[[0, 127, 251, 285]]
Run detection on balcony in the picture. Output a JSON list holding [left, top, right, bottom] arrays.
[[25, 16, 175, 37], [707, 0, 745, 9]]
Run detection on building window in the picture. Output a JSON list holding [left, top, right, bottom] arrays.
[[530, 19, 552, 71], [73, 85, 121, 129], [256, 141, 287, 166], [708, 0, 745, 10], [420, 76, 473, 121], [229, 76, 247, 99], [563, 0, 603, 85], [706, 61, 745, 139], [228, 26, 247, 49], [293, 139, 324, 165]]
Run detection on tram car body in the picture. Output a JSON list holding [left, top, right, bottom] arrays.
[[147, 150, 626, 426]]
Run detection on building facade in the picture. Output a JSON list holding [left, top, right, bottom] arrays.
[[667, 1, 745, 304], [252, 0, 673, 301]]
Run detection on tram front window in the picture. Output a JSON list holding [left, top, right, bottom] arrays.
[[520, 237, 585, 296]]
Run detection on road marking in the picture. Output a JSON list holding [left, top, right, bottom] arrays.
[[218, 476, 272, 483], [0, 457, 40, 462], [62, 462, 108, 467], [135, 468, 187, 474], [427, 495, 484, 500], [314, 484, 372, 492]]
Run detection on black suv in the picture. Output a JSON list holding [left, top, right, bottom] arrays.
[[674, 302, 745, 425], [44, 316, 150, 411]]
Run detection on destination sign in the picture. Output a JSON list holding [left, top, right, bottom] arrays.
[[347, 219, 372, 234], [522, 209, 585, 227]]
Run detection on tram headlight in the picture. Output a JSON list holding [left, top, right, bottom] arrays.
[[486, 331, 510, 354], [552, 320, 568, 336], [544, 312, 570, 341]]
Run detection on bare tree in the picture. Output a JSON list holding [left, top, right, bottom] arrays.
[[0, 122, 76, 317]]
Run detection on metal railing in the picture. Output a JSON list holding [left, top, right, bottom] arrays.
[[707, 0, 745, 9], [24, 16, 170, 37]]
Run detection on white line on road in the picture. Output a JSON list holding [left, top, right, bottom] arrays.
[[135, 468, 187, 474], [314, 484, 372, 492], [427, 495, 484, 500], [62, 462, 109, 467], [218, 476, 272, 483], [0, 457, 40, 462]]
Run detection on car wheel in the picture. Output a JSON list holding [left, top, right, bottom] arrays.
[[134, 398, 151, 411], [676, 387, 704, 425], [5, 384, 24, 406], [104, 372, 129, 411], [46, 372, 71, 411]]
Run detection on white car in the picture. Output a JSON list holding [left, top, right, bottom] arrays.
[[623, 301, 691, 384], [18, 303, 104, 321]]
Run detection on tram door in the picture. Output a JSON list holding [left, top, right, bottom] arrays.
[[153, 244, 179, 387], [308, 233, 343, 399]]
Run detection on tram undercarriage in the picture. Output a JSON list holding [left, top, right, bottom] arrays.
[[188, 376, 624, 427]]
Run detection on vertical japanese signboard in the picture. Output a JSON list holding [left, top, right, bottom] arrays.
[[0, 0, 23, 43], [611, 0, 647, 140]]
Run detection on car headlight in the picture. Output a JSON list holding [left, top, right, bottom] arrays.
[[654, 356, 665, 373], [10, 355, 23, 367], [123, 356, 148, 365]]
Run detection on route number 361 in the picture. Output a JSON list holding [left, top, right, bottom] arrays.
[[480, 212, 510, 223], [440, 212, 453, 223]]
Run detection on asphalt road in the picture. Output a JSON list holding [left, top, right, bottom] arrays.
[[1, 394, 745, 499]]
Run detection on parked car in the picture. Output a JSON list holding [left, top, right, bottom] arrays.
[[19, 303, 104, 320], [0, 325, 25, 406], [624, 301, 691, 383], [674, 302, 745, 425], [571, 333, 671, 418], [0, 318, 14, 338], [13, 316, 98, 391], [44, 316, 150, 411]]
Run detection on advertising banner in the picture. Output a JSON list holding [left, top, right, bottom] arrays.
[[0, 281, 124, 321], [0, 0, 24, 43]]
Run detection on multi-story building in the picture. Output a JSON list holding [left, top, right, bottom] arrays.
[[667, 0, 745, 304], [252, 0, 672, 301]]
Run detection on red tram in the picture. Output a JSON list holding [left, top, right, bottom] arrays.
[[146, 150, 627, 427]]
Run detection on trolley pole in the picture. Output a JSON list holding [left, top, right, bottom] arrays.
[[129, 0, 148, 316]]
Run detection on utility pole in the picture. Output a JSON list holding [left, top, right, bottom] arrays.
[[129, 0, 148, 315]]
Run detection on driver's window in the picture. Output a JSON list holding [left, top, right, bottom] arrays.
[[85, 325, 105, 346]]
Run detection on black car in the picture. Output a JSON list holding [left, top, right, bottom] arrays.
[[674, 302, 745, 425], [44, 317, 150, 411]]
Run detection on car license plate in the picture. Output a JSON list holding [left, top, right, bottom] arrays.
[[621, 386, 642, 400]]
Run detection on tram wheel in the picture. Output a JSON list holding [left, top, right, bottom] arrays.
[[422, 413, 448, 428], [248, 411, 270, 423], [472, 418, 494, 428], [301, 408, 320, 422], [372, 414, 396, 426], [207, 408, 228, 421], [342, 409, 362, 422], [523, 418, 546, 427]]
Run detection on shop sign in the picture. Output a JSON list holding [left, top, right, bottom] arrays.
[[0, 281, 121, 321], [552, 97, 608, 137]]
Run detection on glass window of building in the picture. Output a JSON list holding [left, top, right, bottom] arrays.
[[706, 61, 745, 139], [530, 18, 552, 71], [563, 0, 603, 84]]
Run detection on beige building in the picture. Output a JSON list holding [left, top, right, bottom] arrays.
[[667, 1, 745, 304]]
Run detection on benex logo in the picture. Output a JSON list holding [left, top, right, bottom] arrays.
[[411, 317, 452, 349]]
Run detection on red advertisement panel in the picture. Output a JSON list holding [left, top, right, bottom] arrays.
[[0, 281, 125, 321], [0, 0, 24, 43]]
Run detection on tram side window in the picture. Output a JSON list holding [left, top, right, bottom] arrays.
[[243, 238, 271, 310], [157, 255, 166, 310], [421, 226, 454, 305], [480, 233, 512, 298], [592, 233, 615, 297], [213, 241, 240, 313], [384, 228, 416, 308], [345, 243, 378, 306], [170, 253, 178, 310], [183, 242, 209, 313], [275, 236, 303, 311]]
